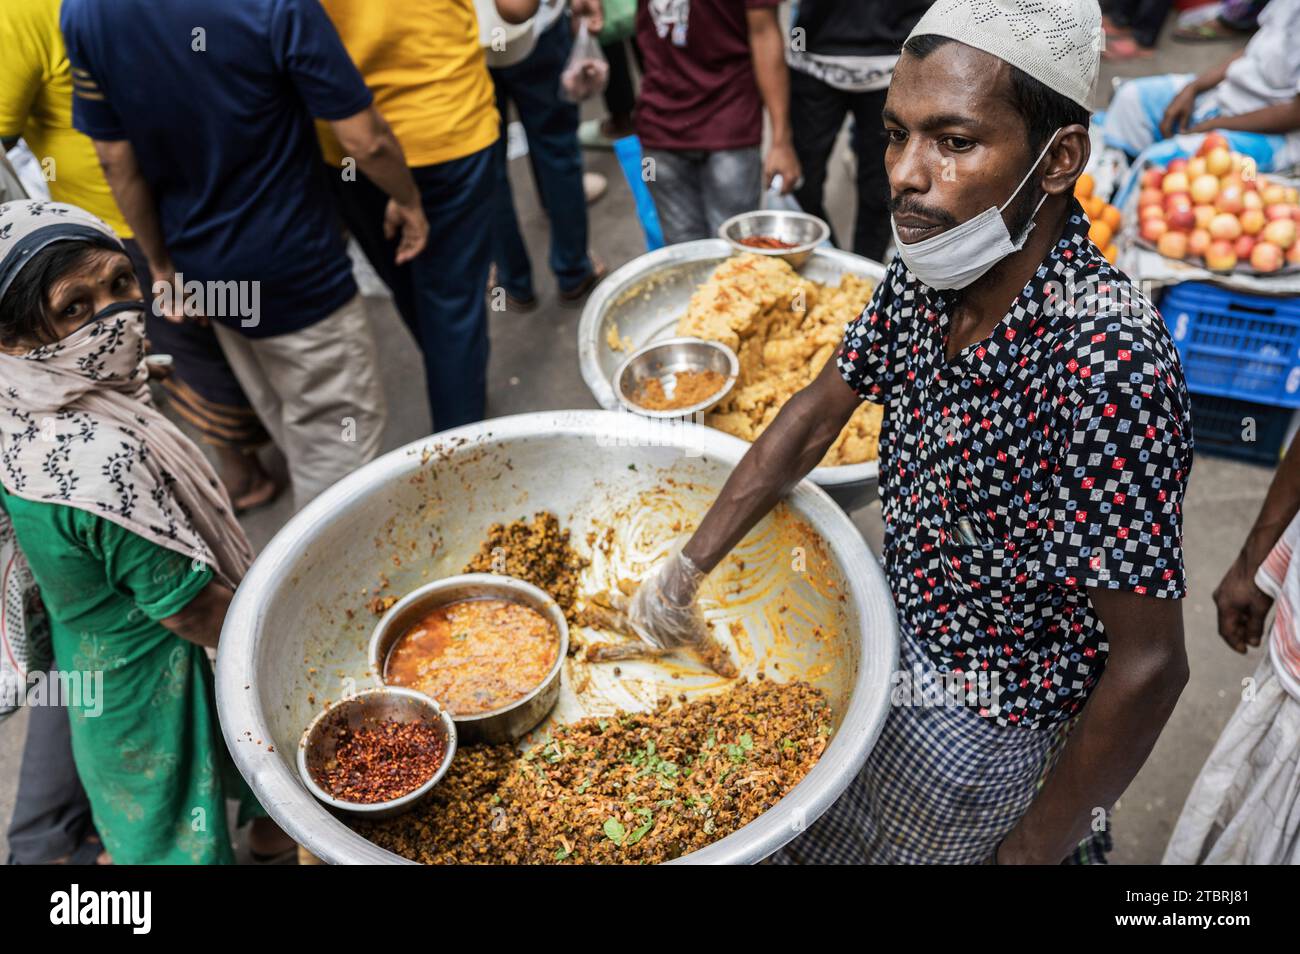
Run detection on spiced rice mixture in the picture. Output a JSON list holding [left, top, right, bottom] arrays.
[[461, 511, 589, 625], [354, 678, 831, 864]]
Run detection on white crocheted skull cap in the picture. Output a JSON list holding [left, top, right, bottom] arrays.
[[905, 0, 1103, 111]]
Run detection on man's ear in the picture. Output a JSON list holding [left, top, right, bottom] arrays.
[[1045, 124, 1092, 196]]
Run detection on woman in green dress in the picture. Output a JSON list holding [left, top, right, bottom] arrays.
[[0, 199, 289, 863]]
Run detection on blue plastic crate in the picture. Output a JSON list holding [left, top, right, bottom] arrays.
[[1161, 282, 1300, 407], [1188, 390, 1295, 465]]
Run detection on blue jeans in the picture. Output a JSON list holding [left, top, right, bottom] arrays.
[[329, 145, 494, 430], [643, 146, 763, 245], [489, 18, 593, 299]]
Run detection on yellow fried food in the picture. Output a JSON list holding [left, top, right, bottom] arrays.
[[605, 321, 632, 352], [675, 253, 883, 465]]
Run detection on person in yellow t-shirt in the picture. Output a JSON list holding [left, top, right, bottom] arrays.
[[320, 0, 537, 430], [0, 0, 127, 235], [0, 0, 281, 514]]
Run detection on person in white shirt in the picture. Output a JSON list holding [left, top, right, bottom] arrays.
[[1102, 0, 1300, 171]]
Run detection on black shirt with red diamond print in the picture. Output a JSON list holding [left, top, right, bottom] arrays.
[[837, 198, 1193, 729]]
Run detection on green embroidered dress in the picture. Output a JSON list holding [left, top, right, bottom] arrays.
[[1, 488, 261, 864]]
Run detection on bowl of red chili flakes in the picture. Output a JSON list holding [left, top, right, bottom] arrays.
[[718, 209, 830, 268], [297, 687, 457, 819]]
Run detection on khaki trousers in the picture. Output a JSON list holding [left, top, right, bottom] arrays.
[[213, 294, 386, 510]]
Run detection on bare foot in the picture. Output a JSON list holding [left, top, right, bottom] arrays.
[[249, 817, 296, 861], [1102, 36, 1155, 60]]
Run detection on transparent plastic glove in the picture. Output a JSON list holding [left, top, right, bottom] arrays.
[[626, 549, 708, 650]]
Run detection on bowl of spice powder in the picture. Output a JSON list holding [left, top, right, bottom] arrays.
[[614, 336, 738, 419], [297, 687, 457, 819]]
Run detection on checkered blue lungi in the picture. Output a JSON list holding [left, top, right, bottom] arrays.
[[769, 632, 1113, 865]]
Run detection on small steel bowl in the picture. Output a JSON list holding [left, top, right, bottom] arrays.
[[369, 574, 568, 744], [614, 337, 739, 419], [297, 686, 457, 820], [718, 210, 831, 268]]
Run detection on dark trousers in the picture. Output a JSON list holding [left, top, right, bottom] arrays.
[[489, 19, 593, 299], [330, 146, 495, 431], [1105, 0, 1174, 47], [6, 684, 94, 864], [789, 70, 892, 262], [602, 36, 642, 121]]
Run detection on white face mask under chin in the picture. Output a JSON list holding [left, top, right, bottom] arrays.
[[891, 131, 1060, 291]]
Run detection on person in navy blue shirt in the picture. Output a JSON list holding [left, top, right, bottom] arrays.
[[62, 0, 429, 509]]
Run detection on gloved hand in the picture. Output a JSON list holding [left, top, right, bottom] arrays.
[[626, 549, 709, 649]]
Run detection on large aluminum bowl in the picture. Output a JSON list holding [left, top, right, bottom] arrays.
[[578, 240, 887, 512], [216, 410, 898, 865]]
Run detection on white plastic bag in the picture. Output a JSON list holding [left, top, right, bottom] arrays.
[[1, 513, 50, 721], [761, 174, 803, 213], [559, 21, 609, 104], [762, 175, 833, 248]]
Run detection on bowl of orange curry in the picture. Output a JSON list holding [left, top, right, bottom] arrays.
[[368, 573, 569, 744]]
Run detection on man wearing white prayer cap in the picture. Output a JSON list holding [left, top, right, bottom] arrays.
[[628, 0, 1194, 863]]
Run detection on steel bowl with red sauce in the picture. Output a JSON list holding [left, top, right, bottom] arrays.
[[368, 574, 569, 743], [736, 235, 799, 250]]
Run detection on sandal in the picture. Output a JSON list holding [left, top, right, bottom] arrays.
[[1173, 19, 1249, 42]]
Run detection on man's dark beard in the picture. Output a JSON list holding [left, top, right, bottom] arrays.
[[947, 174, 1047, 302], [1003, 172, 1046, 243]]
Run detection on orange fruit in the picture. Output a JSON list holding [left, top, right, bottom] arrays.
[[1076, 172, 1095, 200], [1103, 243, 1118, 263], [1089, 220, 1113, 248], [1101, 204, 1122, 231]]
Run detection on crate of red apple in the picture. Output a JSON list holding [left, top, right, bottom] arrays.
[[1137, 133, 1300, 275]]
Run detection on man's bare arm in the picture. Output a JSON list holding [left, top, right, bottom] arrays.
[[746, 6, 799, 193], [997, 588, 1187, 864], [496, 0, 541, 24], [1160, 49, 1245, 137], [1215, 441, 1300, 654], [159, 580, 234, 650], [329, 106, 428, 264], [1190, 95, 1300, 136], [92, 138, 174, 278], [683, 357, 862, 573]]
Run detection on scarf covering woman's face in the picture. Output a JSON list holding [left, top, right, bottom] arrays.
[[0, 199, 135, 353]]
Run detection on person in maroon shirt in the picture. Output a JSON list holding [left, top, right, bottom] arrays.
[[636, 0, 800, 243]]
